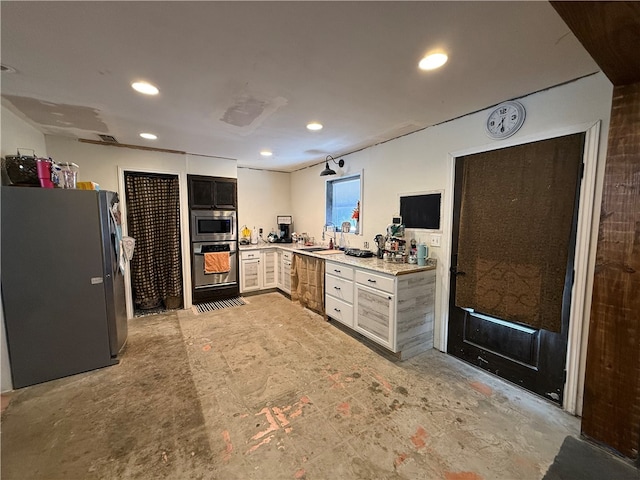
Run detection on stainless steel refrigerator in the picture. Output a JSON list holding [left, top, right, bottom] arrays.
[[1, 187, 128, 388]]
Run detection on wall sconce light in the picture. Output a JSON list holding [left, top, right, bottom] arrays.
[[320, 155, 345, 176]]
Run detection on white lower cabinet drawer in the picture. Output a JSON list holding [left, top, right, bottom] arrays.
[[326, 261, 354, 281], [241, 250, 260, 260], [355, 270, 395, 294], [326, 295, 354, 328], [325, 274, 354, 303]]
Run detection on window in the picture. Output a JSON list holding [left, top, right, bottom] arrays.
[[326, 172, 361, 234]]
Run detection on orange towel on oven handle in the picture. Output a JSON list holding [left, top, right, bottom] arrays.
[[204, 251, 230, 274]]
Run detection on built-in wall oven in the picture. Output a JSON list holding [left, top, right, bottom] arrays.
[[190, 210, 236, 242], [192, 241, 237, 290]]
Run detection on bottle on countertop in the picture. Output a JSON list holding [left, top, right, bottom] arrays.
[[250, 227, 258, 245], [329, 238, 334, 249]]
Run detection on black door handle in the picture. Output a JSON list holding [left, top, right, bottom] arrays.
[[450, 266, 466, 276]]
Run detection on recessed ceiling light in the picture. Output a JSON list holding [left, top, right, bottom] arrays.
[[418, 53, 448, 71], [260, 150, 273, 157], [131, 81, 159, 95], [140, 132, 157, 140], [306, 122, 323, 131]]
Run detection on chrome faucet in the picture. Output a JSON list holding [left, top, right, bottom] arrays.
[[323, 222, 336, 244]]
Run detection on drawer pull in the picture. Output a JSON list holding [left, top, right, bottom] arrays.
[[334, 286, 341, 290], [334, 308, 341, 312], [367, 279, 377, 283], [334, 269, 341, 273]]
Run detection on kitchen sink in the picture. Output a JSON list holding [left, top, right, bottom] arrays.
[[300, 246, 331, 252], [299, 247, 345, 255]]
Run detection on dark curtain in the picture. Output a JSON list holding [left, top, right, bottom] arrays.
[[125, 174, 183, 310], [455, 133, 584, 332]]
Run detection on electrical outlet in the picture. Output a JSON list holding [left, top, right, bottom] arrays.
[[259, 227, 263, 235], [363, 241, 369, 249], [430, 234, 441, 247]]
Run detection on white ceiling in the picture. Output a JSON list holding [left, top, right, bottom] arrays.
[[1, 1, 599, 172]]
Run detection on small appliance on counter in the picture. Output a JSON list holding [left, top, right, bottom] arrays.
[[239, 225, 251, 245], [381, 215, 409, 262], [344, 248, 374, 258], [374, 234, 385, 259], [275, 215, 293, 243]]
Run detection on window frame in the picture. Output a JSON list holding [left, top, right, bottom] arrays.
[[325, 170, 363, 236]]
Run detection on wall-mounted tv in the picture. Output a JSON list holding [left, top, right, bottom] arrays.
[[399, 191, 442, 230]]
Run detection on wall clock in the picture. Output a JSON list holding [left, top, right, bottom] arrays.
[[485, 101, 526, 140]]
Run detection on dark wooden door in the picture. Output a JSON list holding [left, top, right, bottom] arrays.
[[188, 175, 237, 210], [189, 176, 214, 209], [447, 134, 584, 404], [213, 179, 237, 209]]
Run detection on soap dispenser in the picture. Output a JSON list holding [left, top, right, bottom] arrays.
[[250, 227, 258, 245]]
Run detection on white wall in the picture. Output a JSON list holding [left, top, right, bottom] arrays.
[[237, 167, 291, 239], [1, 104, 49, 392], [187, 154, 237, 179], [290, 72, 613, 364], [1, 105, 48, 159]]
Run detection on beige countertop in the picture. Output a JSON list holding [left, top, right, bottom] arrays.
[[239, 243, 436, 276]]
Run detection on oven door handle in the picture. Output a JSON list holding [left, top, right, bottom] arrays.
[[194, 251, 236, 256], [204, 269, 230, 275]]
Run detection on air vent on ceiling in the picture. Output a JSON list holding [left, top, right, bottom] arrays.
[[98, 134, 118, 143]]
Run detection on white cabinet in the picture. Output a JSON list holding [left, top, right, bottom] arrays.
[[280, 251, 292, 295], [325, 261, 355, 327], [261, 249, 277, 289], [277, 250, 283, 288], [240, 251, 261, 293], [326, 261, 436, 360], [325, 295, 353, 327], [240, 248, 279, 293], [354, 282, 394, 350]]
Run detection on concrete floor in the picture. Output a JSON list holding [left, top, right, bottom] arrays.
[[1, 292, 581, 479]]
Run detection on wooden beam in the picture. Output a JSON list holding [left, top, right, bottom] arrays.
[[581, 82, 640, 460], [551, 1, 640, 86]]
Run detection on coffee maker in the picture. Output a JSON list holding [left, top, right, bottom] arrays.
[[374, 234, 385, 259], [276, 215, 293, 243]]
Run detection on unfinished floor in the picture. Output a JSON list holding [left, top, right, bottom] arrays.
[[2, 292, 582, 479]]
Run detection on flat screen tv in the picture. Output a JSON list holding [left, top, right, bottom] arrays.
[[399, 192, 442, 230]]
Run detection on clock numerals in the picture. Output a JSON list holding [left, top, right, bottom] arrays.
[[485, 101, 525, 140]]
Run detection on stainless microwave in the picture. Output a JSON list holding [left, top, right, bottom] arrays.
[[190, 210, 236, 242]]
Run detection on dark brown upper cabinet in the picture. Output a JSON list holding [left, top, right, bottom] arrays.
[[188, 175, 237, 210]]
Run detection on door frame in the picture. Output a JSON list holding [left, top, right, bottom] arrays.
[[439, 121, 601, 414], [118, 167, 192, 319]]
